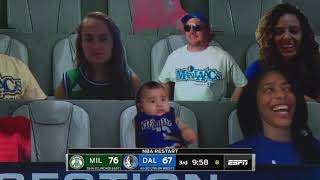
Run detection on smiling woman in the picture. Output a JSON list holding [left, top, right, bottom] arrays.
[[245, 3, 320, 102], [230, 68, 320, 165], [54, 12, 141, 100], [274, 14, 302, 61]]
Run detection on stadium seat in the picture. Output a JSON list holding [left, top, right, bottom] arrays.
[[315, 35, 320, 44], [12, 101, 90, 162], [108, 0, 134, 34], [120, 102, 198, 148], [7, 0, 80, 33], [52, 33, 77, 90], [0, 34, 28, 64], [245, 42, 259, 68], [227, 110, 243, 144], [209, 0, 281, 35], [151, 34, 222, 81], [307, 102, 320, 140]]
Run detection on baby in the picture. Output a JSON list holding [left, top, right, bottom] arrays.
[[135, 81, 197, 148]]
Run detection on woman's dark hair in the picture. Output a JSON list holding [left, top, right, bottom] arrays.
[[256, 3, 319, 65], [237, 67, 320, 164], [135, 81, 164, 112], [76, 11, 133, 99], [256, 3, 320, 99]]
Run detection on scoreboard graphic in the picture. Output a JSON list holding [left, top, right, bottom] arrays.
[[67, 149, 255, 171]]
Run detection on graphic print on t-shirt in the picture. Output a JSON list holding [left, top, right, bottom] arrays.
[[175, 66, 223, 86], [0, 73, 22, 99], [140, 117, 173, 132], [137, 110, 182, 148]]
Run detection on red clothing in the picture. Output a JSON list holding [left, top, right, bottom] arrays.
[[0, 116, 31, 162], [132, 0, 187, 32]]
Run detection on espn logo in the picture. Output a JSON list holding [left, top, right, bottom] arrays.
[[224, 154, 254, 171], [227, 160, 248, 166]]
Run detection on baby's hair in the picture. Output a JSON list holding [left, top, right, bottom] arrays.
[[135, 81, 165, 111]]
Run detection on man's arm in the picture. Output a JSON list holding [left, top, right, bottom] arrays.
[[230, 87, 243, 103], [131, 72, 142, 94], [54, 81, 66, 99], [24, 66, 47, 100]]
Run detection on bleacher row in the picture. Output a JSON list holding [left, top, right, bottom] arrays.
[[1, 0, 320, 95], [3, 32, 320, 96], [1, 100, 320, 162], [1, 0, 320, 162]]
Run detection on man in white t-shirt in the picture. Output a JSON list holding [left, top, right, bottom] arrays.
[[159, 12, 247, 102]]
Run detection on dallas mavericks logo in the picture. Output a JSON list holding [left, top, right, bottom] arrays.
[[140, 117, 173, 131], [123, 154, 138, 170], [0, 74, 22, 98], [175, 66, 223, 86]]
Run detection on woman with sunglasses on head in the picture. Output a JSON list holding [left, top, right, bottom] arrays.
[[159, 12, 247, 102], [246, 3, 320, 102], [230, 68, 320, 165]]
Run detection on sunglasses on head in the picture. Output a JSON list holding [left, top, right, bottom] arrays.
[[184, 24, 203, 32]]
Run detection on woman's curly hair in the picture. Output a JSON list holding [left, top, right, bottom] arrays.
[[256, 3, 320, 67]]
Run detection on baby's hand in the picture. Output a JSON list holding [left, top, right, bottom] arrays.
[[181, 128, 197, 144], [173, 143, 183, 148]]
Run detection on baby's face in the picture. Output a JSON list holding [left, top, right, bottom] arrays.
[[138, 88, 170, 116]]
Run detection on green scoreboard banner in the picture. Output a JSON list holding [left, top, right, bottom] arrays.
[[67, 148, 255, 171]]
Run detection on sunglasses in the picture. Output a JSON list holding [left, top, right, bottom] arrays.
[[184, 24, 203, 32]]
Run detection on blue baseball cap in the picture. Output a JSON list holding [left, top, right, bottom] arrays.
[[181, 12, 209, 25]]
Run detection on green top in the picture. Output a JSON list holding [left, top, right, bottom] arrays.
[[63, 68, 133, 99]]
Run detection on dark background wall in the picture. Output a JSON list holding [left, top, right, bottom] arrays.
[[0, 0, 7, 28]]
